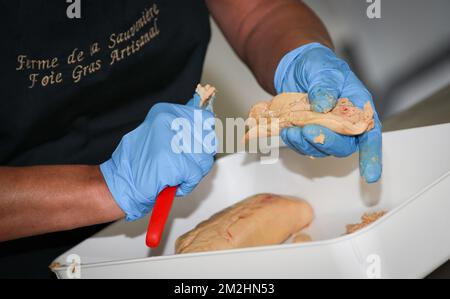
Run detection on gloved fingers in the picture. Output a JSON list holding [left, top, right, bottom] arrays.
[[148, 94, 212, 120], [339, 71, 373, 109], [173, 153, 215, 197], [301, 124, 358, 157], [281, 127, 328, 158], [307, 68, 346, 113], [184, 113, 216, 174], [339, 71, 382, 183], [192, 110, 217, 156], [186, 94, 202, 109], [297, 46, 349, 112], [176, 159, 204, 197], [172, 103, 215, 122], [195, 154, 215, 177], [308, 85, 339, 113], [145, 102, 174, 121], [146, 102, 216, 132], [146, 102, 189, 122], [358, 122, 382, 183], [202, 125, 217, 156], [187, 91, 215, 113], [176, 180, 201, 197]]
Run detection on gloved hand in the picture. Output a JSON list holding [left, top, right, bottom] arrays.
[[274, 43, 382, 183], [100, 94, 217, 221]]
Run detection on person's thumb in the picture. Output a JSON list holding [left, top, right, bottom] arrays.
[[298, 46, 349, 113], [308, 69, 345, 113]]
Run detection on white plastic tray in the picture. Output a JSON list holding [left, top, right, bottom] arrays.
[[51, 124, 450, 278]]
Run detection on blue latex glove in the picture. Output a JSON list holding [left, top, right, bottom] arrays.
[[275, 43, 382, 183], [100, 94, 217, 221]]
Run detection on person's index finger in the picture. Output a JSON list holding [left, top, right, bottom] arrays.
[[358, 124, 382, 183]]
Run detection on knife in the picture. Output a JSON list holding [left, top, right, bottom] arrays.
[[145, 186, 178, 248]]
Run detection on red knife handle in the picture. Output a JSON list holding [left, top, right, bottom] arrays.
[[146, 186, 177, 248]]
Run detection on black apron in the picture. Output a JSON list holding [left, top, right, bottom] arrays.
[[0, 0, 210, 278]]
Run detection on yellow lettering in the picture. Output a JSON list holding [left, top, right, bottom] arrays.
[[17, 55, 59, 70], [109, 34, 117, 49], [51, 57, 59, 68], [68, 48, 84, 65], [110, 49, 121, 65], [72, 65, 83, 83], [16, 55, 27, 70], [55, 72, 63, 84], [39, 71, 63, 87], [90, 42, 101, 56], [28, 73, 39, 88], [72, 60, 102, 83], [41, 75, 49, 87]]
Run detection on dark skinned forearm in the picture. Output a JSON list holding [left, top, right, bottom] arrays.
[[0, 165, 124, 242], [206, 0, 333, 94]]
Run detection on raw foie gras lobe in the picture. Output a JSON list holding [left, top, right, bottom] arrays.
[[244, 93, 375, 141], [175, 194, 314, 254]]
